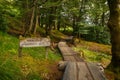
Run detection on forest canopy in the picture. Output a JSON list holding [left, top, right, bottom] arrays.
[[0, 0, 110, 44]]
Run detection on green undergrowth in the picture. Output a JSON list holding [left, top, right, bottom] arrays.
[[73, 40, 112, 68], [0, 31, 62, 80], [73, 39, 115, 80], [50, 30, 68, 41]]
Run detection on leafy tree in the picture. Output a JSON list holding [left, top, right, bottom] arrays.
[[0, 10, 8, 32], [0, 0, 8, 32], [0, 0, 22, 33]]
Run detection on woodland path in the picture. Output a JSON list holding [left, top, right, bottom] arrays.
[[58, 41, 84, 62], [58, 41, 107, 80]]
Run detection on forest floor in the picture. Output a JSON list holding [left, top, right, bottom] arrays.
[[0, 31, 62, 80], [0, 30, 114, 80], [70, 38, 115, 80], [72, 39, 111, 67], [51, 30, 114, 80], [70, 39, 114, 80]]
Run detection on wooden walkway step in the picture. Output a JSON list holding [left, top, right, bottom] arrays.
[[58, 41, 84, 61], [58, 41, 107, 80], [62, 62, 106, 80]]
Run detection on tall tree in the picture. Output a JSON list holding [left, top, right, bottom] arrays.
[[107, 0, 120, 79]]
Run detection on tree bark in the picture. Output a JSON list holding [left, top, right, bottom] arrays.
[[28, 0, 38, 34], [33, 15, 39, 34], [72, 16, 76, 35], [57, 19, 60, 30], [107, 0, 120, 79], [33, 4, 39, 35], [28, 6, 35, 33], [101, 12, 105, 27]]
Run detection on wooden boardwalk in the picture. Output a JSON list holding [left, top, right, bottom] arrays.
[[58, 41, 84, 62], [58, 41, 107, 80]]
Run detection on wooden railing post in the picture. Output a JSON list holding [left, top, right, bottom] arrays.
[[18, 47, 22, 57], [45, 47, 49, 59]]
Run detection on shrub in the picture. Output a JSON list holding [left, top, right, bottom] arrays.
[[0, 9, 8, 32]]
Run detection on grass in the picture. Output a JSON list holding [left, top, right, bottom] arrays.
[[73, 39, 112, 68], [0, 31, 62, 80], [51, 30, 68, 41], [73, 39, 114, 79], [0, 31, 114, 80]]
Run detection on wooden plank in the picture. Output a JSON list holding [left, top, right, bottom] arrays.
[[62, 62, 93, 80], [63, 56, 76, 61], [59, 48, 72, 55], [58, 41, 84, 61], [59, 48, 73, 56], [63, 56, 71, 61], [69, 56, 76, 61], [62, 62, 107, 80], [74, 54, 84, 62], [62, 62, 77, 80], [58, 41, 107, 80], [87, 62, 107, 80], [77, 62, 93, 80], [58, 42, 68, 47]]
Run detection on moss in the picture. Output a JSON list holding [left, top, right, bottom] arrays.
[[50, 30, 68, 41]]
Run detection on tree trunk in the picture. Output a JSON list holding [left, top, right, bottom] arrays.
[[38, 15, 40, 27], [45, 23, 49, 36], [107, 0, 120, 79], [28, 6, 35, 33], [33, 15, 39, 34], [57, 19, 60, 30], [33, 5, 39, 35], [101, 12, 105, 27], [72, 16, 76, 35]]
